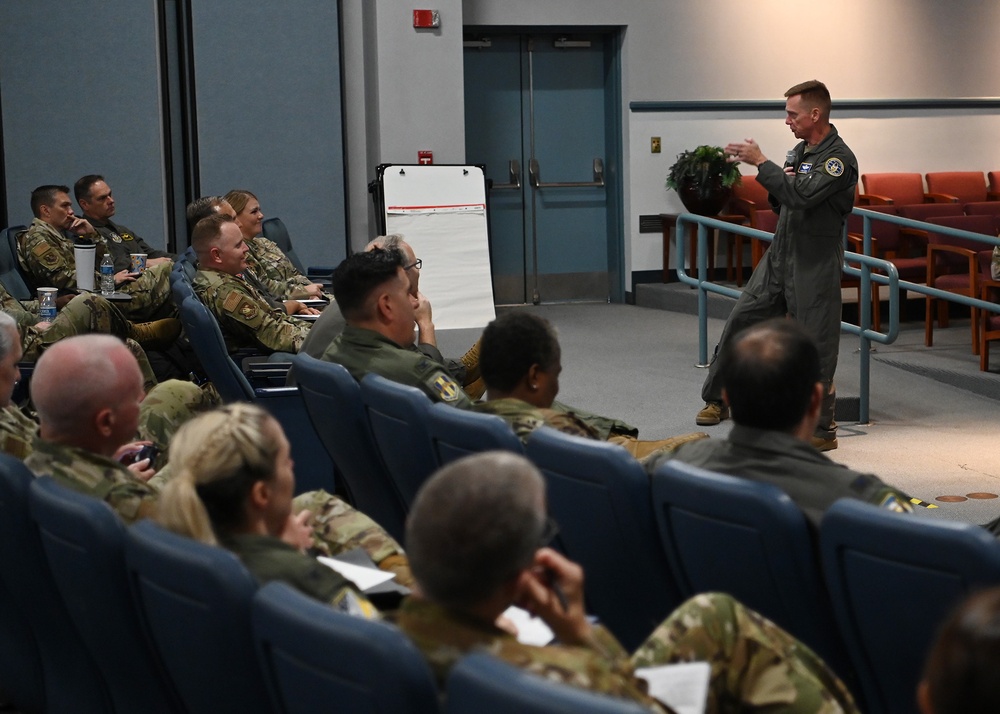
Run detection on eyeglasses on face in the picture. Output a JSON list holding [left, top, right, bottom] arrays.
[[404, 258, 422, 271]]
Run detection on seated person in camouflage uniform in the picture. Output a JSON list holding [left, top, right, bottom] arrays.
[[20, 185, 175, 322], [159, 403, 388, 617], [397, 452, 860, 713], [191, 213, 319, 355], [74, 174, 175, 268], [646, 318, 915, 530], [321, 247, 473, 407], [0, 312, 40, 459], [475, 311, 706, 463], [224, 189, 327, 300]]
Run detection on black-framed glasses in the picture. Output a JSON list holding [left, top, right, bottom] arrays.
[[404, 258, 422, 271], [539, 516, 560, 548]]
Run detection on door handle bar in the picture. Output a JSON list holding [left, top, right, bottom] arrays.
[[490, 160, 521, 190], [528, 158, 604, 189]]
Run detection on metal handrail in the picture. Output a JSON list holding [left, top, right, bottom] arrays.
[[670, 209, 1000, 424]]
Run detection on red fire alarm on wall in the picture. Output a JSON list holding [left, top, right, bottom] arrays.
[[413, 10, 440, 28], [418, 150, 433, 165]]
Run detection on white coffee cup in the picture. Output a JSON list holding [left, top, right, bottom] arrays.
[[73, 243, 96, 291]]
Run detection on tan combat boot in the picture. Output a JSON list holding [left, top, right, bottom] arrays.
[[128, 318, 182, 351]]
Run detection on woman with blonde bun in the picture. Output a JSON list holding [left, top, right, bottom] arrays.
[[159, 403, 388, 615]]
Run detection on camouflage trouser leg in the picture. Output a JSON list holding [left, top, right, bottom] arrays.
[[292, 490, 413, 588], [124, 339, 158, 393], [21, 294, 133, 360], [120, 262, 176, 321], [551, 399, 638, 441], [631, 593, 860, 714], [138, 380, 222, 469], [608, 432, 710, 464]]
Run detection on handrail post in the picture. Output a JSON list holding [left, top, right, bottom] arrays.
[[859, 216, 873, 424], [697, 222, 709, 366]]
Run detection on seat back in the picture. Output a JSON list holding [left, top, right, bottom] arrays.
[[821, 499, 1000, 714], [446, 652, 649, 714], [651, 460, 849, 675], [28, 477, 181, 714], [524, 427, 682, 651], [988, 170, 1000, 194], [179, 294, 255, 401], [925, 171, 988, 204], [0, 225, 32, 299], [927, 214, 996, 269], [0, 454, 111, 713], [359, 373, 440, 510], [261, 216, 307, 275], [125, 519, 271, 714], [861, 173, 926, 206], [963, 201, 1000, 217], [291, 353, 408, 541], [426, 402, 524, 465], [848, 205, 902, 252], [252, 581, 439, 714], [896, 202, 964, 223], [729, 174, 770, 213]]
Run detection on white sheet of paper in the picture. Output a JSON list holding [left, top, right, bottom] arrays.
[[501, 606, 555, 647], [634, 661, 710, 714], [317, 556, 396, 591]]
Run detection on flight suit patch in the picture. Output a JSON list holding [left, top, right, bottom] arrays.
[[798, 163, 813, 174], [824, 158, 845, 176], [121, 232, 135, 242], [879, 492, 912, 513], [430, 373, 461, 402]]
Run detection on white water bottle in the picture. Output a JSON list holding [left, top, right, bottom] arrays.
[[100, 253, 115, 295]]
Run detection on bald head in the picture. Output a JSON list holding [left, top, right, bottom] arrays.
[[31, 335, 144, 452]]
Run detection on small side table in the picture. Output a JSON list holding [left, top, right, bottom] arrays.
[[660, 213, 749, 286]]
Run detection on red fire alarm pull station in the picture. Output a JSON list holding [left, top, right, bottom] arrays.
[[413, 10, 440, 28], [418, 151, 433, 165]]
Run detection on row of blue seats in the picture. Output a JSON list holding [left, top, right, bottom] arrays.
[[168, 242, 1000, 714], [290, 347, 1000, 714], [0, 455, 650, 714]]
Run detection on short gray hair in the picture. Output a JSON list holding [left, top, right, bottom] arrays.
[[364, 234, 405, 252], [0, 312, 18, 361], [406, 451, 546, 609]]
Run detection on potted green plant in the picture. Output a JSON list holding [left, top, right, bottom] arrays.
[[666, 145, 742, 216]]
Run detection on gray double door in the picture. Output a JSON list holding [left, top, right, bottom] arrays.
[[464, 32, 621, 305]]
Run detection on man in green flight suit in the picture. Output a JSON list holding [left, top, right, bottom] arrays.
[[320, 246, 471, 407], [696, 80, 858, 453]]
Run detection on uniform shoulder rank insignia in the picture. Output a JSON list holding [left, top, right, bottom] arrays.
[[120, 232, 134, 242], [798, 162, 813, 174], [430, 373, 461, 402], [824, 157, 845, 176]]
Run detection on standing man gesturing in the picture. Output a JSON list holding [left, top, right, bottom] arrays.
[[696, 80, 858, 452]]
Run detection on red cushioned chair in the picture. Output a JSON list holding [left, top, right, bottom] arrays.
[[925, 171, 989, 206], [964, 201, 1000, 217], [979, 280, 1000, 371], [859, 173, 930, 206], [924, 214, 997, 353], [987, 171, 1000, 200], [727, 174, 775, 280]]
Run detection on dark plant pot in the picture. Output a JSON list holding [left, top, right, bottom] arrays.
[[677, 175, 732, 216]]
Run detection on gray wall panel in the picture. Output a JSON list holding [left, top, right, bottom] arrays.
[[0, 0, 168, 245], [190, 0, 347, 267]]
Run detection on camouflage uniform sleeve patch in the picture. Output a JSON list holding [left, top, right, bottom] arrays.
[[221, 291, 263, 327], [31, 242, 63, 268]]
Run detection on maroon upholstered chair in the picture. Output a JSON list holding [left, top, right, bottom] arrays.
[[924, 214, 997, 353], [925, 171, 989, 206], [980, 279, 1000, 371], [859, 173, 928, 206]]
